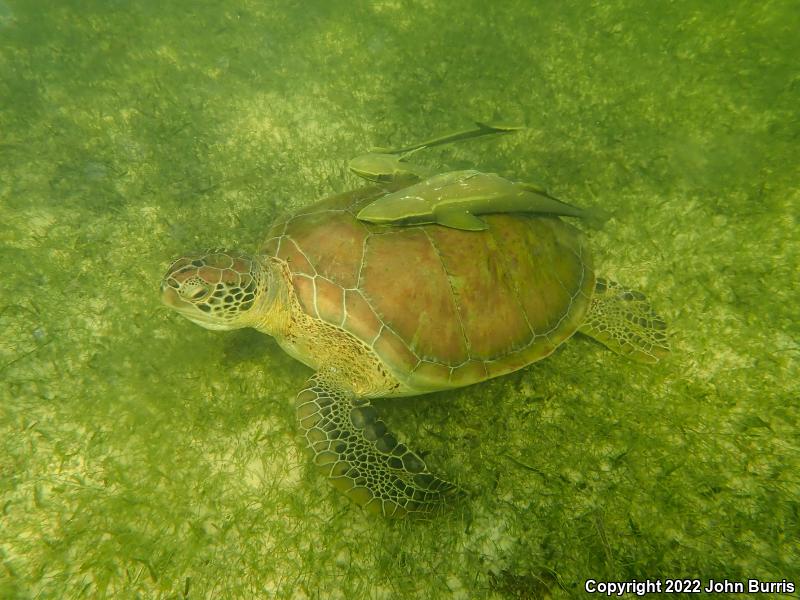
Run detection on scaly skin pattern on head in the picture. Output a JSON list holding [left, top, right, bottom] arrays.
[[160, 252, 269, 330], [161, 251, 462, 517]]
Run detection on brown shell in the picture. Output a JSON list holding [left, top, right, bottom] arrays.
[[262, 184, 595, 391]]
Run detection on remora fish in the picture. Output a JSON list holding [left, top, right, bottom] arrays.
[[347, 152, 432, 184], [348, 121, 522, 184], [357, 170, 606, 231], [370, 121, 523, 155]]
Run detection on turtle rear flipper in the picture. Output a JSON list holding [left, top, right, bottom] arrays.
[[579, 278, 670, 364], [296, 371, 462, 517]]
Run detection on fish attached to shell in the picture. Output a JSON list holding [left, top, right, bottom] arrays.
[[357, 170, 607, 231]]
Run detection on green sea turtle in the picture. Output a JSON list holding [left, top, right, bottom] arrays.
[[160, 179, 669, 518]]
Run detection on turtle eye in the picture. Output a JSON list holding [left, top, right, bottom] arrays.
[[183, 284, 211, 302]]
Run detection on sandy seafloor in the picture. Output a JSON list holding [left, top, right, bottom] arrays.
[[1, 1, 797, 598]]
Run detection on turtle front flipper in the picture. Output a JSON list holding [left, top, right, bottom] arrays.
[[578, 278, 670, 364], [295, 371, 461, 517]]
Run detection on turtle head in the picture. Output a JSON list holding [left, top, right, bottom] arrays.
[[160, 251, 267, 331]]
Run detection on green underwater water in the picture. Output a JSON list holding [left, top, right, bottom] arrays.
[[1, 0, 798, 598]]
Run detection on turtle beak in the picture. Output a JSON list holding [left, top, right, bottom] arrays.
[[160, 288, 224, 330], [160, 279, 182, 308], [161, 286, 177, 306]]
